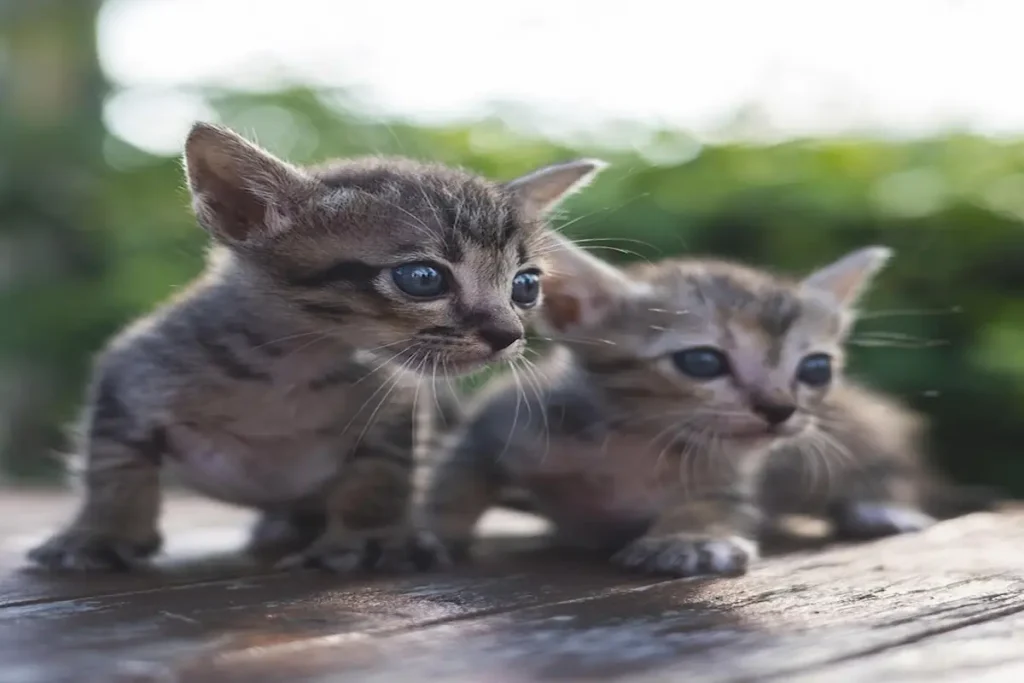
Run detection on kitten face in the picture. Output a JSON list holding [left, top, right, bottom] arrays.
[[183, 122, 605, 374], [540, 237, 892, 448]]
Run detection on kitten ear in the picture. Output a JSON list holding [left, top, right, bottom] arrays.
[[504, 159, 608, 219], [538, 231, 646, 335], [183, 122, 312, 244], [801, 246, 894, 308]]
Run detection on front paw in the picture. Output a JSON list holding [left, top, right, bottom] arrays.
[[611, 534, 756, 578], [832, 502, 936, 540], [276, 529, 451, 574], [27, 528, 162, 573], [245, 511, 326, 561]]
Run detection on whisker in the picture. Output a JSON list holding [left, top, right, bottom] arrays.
[[858, 306, 962, 320], [351, 354, 416, 454], [361, 337, 416, 355], [518, 356, 551, 461], [498, 359, 525, 464], [533, 335, 618, 347], [353, 344, 415, 387], [848, 338, 949, 348], [253, 330, 326, 350]]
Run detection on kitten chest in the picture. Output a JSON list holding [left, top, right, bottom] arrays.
[[162, 356, 416, 508], [512, 433, 678, 540]]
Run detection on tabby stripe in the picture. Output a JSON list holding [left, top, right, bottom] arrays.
[[299, 301, 354, 320], [441, 233, 465, 263], [225, 321, 282, 357], [195, 327, 271, 381], [89, 377, 167, 464], [309, 364, 370, 391], [286, 260, 381, 289]]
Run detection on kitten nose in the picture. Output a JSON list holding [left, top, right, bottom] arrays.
[[477, 325, 523, 352], [752, 400, 797, 426]]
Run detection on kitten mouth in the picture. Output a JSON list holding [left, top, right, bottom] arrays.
[[767, 422, 807, 439], [729, 422, 806, 441], [401, 348, 518, 376]]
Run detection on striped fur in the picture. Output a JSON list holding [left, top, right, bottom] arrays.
[[27, 123, 606, 573], [421, 241, 898, 578]]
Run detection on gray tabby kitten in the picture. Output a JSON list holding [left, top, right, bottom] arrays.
[[27, 122, 606, 573], [421, 237, 896, 577]]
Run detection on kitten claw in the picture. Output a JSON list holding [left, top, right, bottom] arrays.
[[275, 530, 450, 574], [27, 529, 162, 573], [833, 502, 936, 539], [612, 534, 756, 578]]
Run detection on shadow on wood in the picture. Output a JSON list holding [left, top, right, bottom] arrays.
[[0, 491, 1022, 682]]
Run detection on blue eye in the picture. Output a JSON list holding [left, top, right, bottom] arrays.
[[796, 353, 832, 387], [671, 347, 730, 379], [392, 263, 448, 298], [511, 270, 541, 307]]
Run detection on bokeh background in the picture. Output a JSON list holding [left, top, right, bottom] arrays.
[[1, 0, 1021, 494]]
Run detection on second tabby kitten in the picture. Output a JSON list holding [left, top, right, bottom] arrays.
[[422, 238, 896, 577], [28, 122, 606, 574]]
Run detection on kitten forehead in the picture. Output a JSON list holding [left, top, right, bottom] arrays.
[[619, 258, 838, 359], [311, 157, 532, 261], [639, 259, 804, 319]]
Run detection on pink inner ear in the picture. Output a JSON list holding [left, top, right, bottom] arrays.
[[830, 271, 868, 305], [192, 157, 268, 242], [542, 291, 581, 332], [540, 277, 584, 332]]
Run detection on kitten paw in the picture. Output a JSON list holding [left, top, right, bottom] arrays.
[[27, 529, 162, 573], [833, 502, 936, 539], [245, 511, 326, 560], [612, 534, 756, 578], [276, 529, 451, 574]]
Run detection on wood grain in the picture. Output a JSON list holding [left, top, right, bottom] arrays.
[[0, 490, 1020, 683]]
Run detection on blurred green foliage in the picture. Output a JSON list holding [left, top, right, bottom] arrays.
[[0, 8, 1021, 492]]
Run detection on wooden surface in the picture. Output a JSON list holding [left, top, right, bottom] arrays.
[[0, 491, 1022, 683]]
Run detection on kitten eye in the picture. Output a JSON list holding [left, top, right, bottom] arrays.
[[392, 262, 449, 299], [796, 353, 832, 387], [671, 346, 730, 379], [511, 270, 541, 308]]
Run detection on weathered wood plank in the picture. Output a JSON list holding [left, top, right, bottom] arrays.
[[170, 512, 1024, 683], [0, 490, 551, 607], [1, 491, 1021, 683]]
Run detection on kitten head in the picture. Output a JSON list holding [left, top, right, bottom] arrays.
[[182, 122, 606, 374], [540, 236, 892, 447]]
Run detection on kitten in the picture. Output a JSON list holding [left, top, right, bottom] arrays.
[[760, 383, 998, 540], [421, 237, 895, 577], [469, 360, 996, 548], [27, 122, 606, 573]]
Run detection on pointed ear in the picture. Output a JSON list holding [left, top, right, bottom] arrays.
[[183, 122, 312, 244], [537, 231, 647, 336], [504, 159, 608, 219], [801, 246, 894, 309]]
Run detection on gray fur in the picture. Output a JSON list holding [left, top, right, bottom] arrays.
[[27, 122, 607, 573], [421, 243, 898, 578]]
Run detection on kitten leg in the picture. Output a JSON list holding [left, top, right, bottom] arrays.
[[827, 462, 936, 539], [245, 510, 326, 561], [28, 439, 163, 572], [418, 439, 507, 562], [277, 424, 448, 574], [612, 493, 763, 579]]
